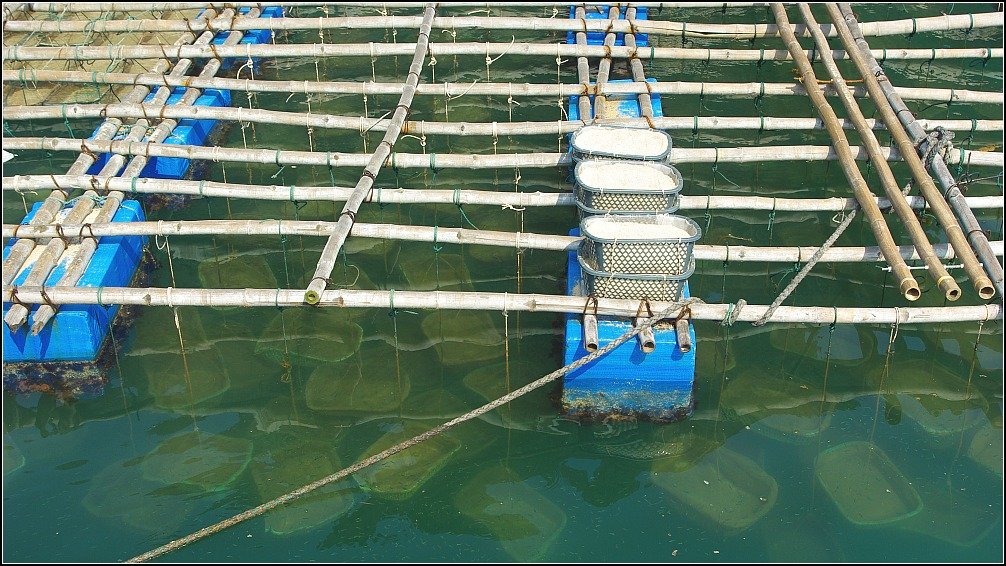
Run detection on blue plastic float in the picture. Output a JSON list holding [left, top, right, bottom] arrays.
[[566, 5, 649, 46]]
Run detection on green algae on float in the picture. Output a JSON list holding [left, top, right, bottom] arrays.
[[870, 358, 979, 401], [145, 349, 231, 410], [815, 441, 922, 526], [140, 430, 253, 492], [463, 362, 547, 430], [748, 410, 833, 445], [456, 466, 567, 562], [256, 308, 363, 368], [305, 343, 411, 413], [354, 421, 461, 500], [596, 424, 721, 466], [250, 434, 357, 535], [719, 371, 823, 417], [420, 309, 504, 366], [651, 446, 778, 531], [130, 307, 210, 355], [967, 424, 1003, 478], [83, 459, 192, 533]]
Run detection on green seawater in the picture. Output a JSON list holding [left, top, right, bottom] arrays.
[[3, 3, 1003, 562]]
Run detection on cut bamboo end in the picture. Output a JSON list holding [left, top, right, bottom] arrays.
[[583, 314, 599, 353], [899, 278, 922, 301], [976, 279, 996, 300], [304, 290, 321, 305], [675, 318, 692, 353], [935, 275, 962, 302]]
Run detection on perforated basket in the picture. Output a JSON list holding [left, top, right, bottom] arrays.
[[580, 214, 701, 275], [578, 254, 695, 301], [570, 125, 673, 164], [573, 160, 683, 215]]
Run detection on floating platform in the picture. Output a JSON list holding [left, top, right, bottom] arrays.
[[2, 200, 147, 364], [562, 238, 697, 421], [565, 5, 649, 46]]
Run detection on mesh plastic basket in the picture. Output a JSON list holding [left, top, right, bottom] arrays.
[[579, 214, 701, 275], [578, 254, 695, 301], [570, 125, 673, 164], [573, 160, 683, 215]]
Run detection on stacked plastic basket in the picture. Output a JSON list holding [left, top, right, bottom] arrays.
[[571, 125, 700, 301]]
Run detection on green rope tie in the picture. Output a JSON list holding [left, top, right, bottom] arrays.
[[96, 287, 104, 307], [131, 176, 138, 194], [270, 149, 285, 179], [289, 185, 296, 202], [766, 198, 777, 234], [197, 179, 205, 196], [908, 17, 917, 39], [388, 288, 397, 318], [432, 225, 442, 252], [692, 115, 699, 136], [61, 104, 76, 139], [649, 44, 654, 66], [453, 187, 479, 229]]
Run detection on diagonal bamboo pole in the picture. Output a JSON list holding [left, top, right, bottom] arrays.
[[832, 2, 1001, 300], [6, 174, 1002, 211], [798, 4, 960, 301], [304, 3, 436, 305], [772, 3, 918, 301], [6, 70, 1002, 104]]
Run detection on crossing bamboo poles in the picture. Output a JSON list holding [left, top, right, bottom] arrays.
[[304, 3, 436, 305], [798, 4, 961, 301], [573, 6, 592, 122], [591, 5, 619, 120], [6, 175, 1002, 211], [624, 6, 655, 125], [26, 12, 261, 335], [0, 8, 220, 287], [771, 3, 919, 301], [831, 2, 1002, 300], [7, 70, 1002, 104]]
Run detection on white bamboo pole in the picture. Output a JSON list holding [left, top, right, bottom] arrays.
[[5, 220, 1003, 265], [591, 5, 620, 121], [800, 3, 959, 301], [25, 3, 769, 10], [3, 285, 1000, 323], [4, 42, 999, 62], [6, 175, 1003, 211], [0, 10, 218, 286], [8, 70, 1000, 105], [305, 3, 437, 305], [11, 104, 1004, 135], [573, 5, 592, 123], [6, 137, 1001, 168], [6, 10, 1001, 39]]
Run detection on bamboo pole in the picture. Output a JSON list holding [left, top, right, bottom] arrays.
[[305, 4, 437, 305], [2, 285, 1000, 324], [573, 6, 592, 123], [7, 137, 1001, 168], [0, 10, 217, 286], [4, 42, 999, 63], [773, 3, 919, 301], [826, 3, 995, 301], [674, 318, 692, 353], [26, 3, 770, 11], [624, 6, 655, 124], [27, 11, 259, 334], [6, 219, 1002, 265], [592, 5, 620, 121], [8, 70, 1001, 105], [799, 4, 960, 301], [13, 104, 1003, 136], [837, 3, 1004, 300], [6, 10, 1001, 39], [6, 175, 1003, 211]]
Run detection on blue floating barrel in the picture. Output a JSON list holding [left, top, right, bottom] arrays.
[[2, 200, 147, 362], [566, 5, 649, 46]]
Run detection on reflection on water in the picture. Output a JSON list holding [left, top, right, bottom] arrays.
[[2, 2, 1003, 562]]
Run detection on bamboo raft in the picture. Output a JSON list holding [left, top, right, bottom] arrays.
[[2, 3, 1003, 332]]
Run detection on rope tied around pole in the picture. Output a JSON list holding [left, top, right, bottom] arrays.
[[919, 126, 956, 172], [125, 295, 703, 564]]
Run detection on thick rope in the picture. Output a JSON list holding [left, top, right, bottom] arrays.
[[126, 297, 701, 563], [752, 207, 859, 326]]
